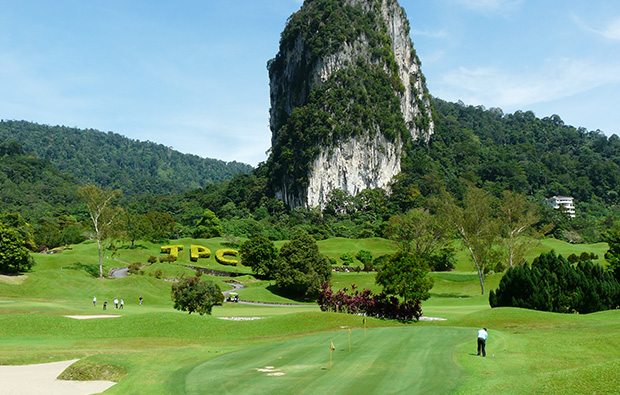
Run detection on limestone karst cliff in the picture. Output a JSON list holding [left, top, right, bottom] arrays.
[[266, 0, 434, 208]]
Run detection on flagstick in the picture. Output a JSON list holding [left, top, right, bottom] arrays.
[[348, 328, 351, 352]]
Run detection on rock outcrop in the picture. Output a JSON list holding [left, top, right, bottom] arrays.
[[267, 0, 433, 208]]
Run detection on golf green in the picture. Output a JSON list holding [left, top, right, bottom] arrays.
[[184, 326, 472, 394]]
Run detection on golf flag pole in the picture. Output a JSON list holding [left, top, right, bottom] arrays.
[[330, 340, 335, 370], [363, 317, 366, 336], [348, 328, 351, 352]]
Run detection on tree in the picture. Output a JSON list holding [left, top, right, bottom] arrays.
[[193, 209, 222, 239], [602, 226, 620, 280], [0, 220, 35, 273], [146, 211, 175, 242], [498, 191, 539, 268], [78, 184, 123, 278], [122, 212, 150, 248], [375, 251, 433, 302], [385, 208, 448, 259], [275, 230, 331, 298], [171, 275, 223, 315], [239, 235, 278, 278], [489, 251, 620, 314], [355, 249, 373, 271], [443, 186, 500, 295]]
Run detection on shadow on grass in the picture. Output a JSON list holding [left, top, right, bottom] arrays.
[[265, 284, 315, 303], [221, 242, 241, 249], [430, 293, 472, 299], [66, 262, 100, 277], [118, 244, 149, 250]]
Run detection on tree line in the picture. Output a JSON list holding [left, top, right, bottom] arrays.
[[0, 120, 252, 197]]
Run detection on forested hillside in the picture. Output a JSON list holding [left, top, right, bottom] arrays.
[[386, 99, 620, 237], [421, 98, 620, 205], [0, 140, 85, 247], [0, 120, 253, 197], [163, 98, 620, 244], [1, 98, 619, 248]]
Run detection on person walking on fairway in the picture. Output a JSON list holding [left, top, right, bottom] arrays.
[[120, 299, 124, 310], [103, 301, 107, 311], [477, 328, 488, 357], [139, 295, 143, 306], [93, 296, 97, 307], [114, 298, 119, 309]]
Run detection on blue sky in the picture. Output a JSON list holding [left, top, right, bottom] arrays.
[[1, 1, 618, 166]]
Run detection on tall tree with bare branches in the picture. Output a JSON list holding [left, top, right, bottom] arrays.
[[444, 186, 500, 295], [78, 185, 123, 278]]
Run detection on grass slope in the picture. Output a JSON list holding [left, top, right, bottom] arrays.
[[0, 236, 618, 394]]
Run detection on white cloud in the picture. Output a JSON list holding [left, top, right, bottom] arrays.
[[435, 57, 620, 110], [592, 17, 620, 41], [581, 15, 620, 41]]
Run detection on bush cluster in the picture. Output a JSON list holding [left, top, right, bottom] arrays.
[[318, 283, 422, 321], [489, 251, 620, 314], [128, 262, 141, 275], [215, 249, 239, 266], [190, 245, 211, 262], [161, 245, 183, 259], [159, 255, 177, 263]]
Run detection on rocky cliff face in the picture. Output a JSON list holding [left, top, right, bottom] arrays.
[[267, 0, 433, 208]]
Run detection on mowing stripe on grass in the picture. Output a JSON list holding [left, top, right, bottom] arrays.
[[184, 326, 471, 394]]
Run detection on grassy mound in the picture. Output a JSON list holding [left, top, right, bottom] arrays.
[[58, 360, 126, 382]]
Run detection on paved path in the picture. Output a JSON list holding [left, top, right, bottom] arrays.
[[222, 282, 316, 307], [222, 282, 245, 295], [109, 267, 128, 278]]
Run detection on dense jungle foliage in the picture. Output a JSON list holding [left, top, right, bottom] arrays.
[[391, 98, 620, 241], [1, 99, 619, 250], [0, 120, 252, 197]]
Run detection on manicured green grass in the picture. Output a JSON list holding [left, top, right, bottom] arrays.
[[184, 326, 471, 395], [0, 236, 617, 394], [450, 308, 620, 394], [317, 237, 397, 265]]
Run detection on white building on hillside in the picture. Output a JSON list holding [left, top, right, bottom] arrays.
[[544, 196, 576, 218]]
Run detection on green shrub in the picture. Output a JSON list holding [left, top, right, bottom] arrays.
[[146, 255, 157, 264], [159, 254, 177, 263], [171, 275, 222, 315], [215, 249, 239, 266], [340, 252, 355, 266], [190, 245, 211, 262], [128, 262, 141, 275], [160, 245, 183, 259]]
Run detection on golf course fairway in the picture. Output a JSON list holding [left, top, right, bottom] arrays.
[[184, 326, 471, 394]]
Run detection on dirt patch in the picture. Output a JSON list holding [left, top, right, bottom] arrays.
[[217, 317, 265, 321], [0, 274, 27, 285]]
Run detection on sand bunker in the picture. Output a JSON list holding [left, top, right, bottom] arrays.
[[217, 317, 265, 321], [65, 315, 121, 320], [0, 359, 116, 395]]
